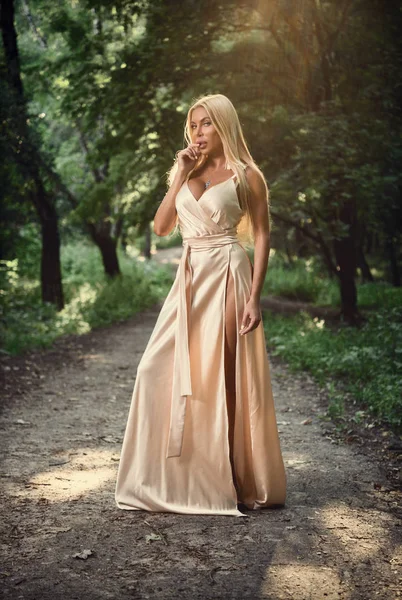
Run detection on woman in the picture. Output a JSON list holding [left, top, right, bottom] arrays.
[[115, 93, 286, 517]]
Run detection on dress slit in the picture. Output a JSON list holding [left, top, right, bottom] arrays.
[[114, 171, 287, 516], [223, 246, 239, 500], [232, 254, 258, 506]]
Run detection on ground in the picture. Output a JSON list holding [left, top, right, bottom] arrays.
[[1, 248, 401, 600]]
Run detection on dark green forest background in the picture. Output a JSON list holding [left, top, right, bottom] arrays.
[[1, 0, 401, 428]]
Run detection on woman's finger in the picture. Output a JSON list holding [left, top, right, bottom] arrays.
[[186, 147, 197, 160], [239, 313, 250, 334], [240, 317, 259, 335], [190, 145, 200, 159]]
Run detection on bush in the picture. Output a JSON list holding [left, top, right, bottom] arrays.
[[357, 282, 402, 310], [260, 252, 402, 309], [263, 307, 402, 429], [154, 228, 182, 249], [0, 241, 174, 356], [262, 252, 339, 304]]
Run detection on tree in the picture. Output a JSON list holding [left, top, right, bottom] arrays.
[[1, 0, 64, 308], [232, 0, 402, 319]]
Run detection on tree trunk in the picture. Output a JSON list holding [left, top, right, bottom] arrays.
[[142, 223, 152, 260], [284, 241, 294, 266], [40, 216, 63, 308], [99, 237, 120, 277], [333, 201, 359, 323], [120, 230, 128, 254], [1, 0, 64, 309], [386, 237, 401, 287], [335, 257, 358, 322], [32, 180, 64, 308], [357, 245, 374, 283], [88, 225, 120, 277]]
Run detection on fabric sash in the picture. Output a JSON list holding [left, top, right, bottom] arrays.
[[166, 230, 240, 458]]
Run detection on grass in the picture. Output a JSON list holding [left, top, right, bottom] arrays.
[[0, 240, 174, 356], [261, 251, 402, 312], [2, 239, 401, 431], [263, 306, 402, 430], [260, 252, 339, 304], [133, 227, 182, 252], [259, 251, 402, 430]]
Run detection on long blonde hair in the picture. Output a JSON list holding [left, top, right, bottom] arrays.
[[166, 93, 270, 246]]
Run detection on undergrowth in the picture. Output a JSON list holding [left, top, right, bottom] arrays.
[[0, 241, 173, 356], [263, 308, 402, 430]]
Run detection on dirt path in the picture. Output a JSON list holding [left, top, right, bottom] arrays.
[[1, 250, 401, 599]]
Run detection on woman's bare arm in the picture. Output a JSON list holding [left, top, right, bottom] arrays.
[[248, 168, 270, 302], [153, 169, 186, 237], [153, 143, 201, 237], [240, 166, 271, 335]]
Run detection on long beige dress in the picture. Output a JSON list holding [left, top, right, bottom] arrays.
[[115, 172, 287, 517]]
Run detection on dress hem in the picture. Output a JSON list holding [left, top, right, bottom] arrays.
[[115, 500, 248, 518]]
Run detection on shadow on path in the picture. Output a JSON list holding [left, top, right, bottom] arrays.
[[0, 262, 401, 599]]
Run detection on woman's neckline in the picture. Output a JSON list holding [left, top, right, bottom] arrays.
[[186, 173, 237, 204]]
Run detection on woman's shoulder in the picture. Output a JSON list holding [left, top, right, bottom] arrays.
[[244, 163, 267, 189]]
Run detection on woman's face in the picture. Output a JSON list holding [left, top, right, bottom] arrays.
[[189, 106, 222, 156]]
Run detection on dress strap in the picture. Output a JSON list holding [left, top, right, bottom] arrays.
[[231, 172, 239, 187]]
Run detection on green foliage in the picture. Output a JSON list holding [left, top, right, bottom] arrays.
[[263, 306, 402, 430], [267, 106, 402, 271], [357, 283, 402, 310], [263, 252, 339, 304], [262, 253, 402, 310], [0, 241, 173, 356], [2, 0, 401, 385], [61, 239, 106, 289], [154, 229, 182, 250], [325, 383, 345, 420], [10, 223, 42, 279]]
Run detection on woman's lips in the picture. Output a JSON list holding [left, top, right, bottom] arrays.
[[198, 142, 207, 148]]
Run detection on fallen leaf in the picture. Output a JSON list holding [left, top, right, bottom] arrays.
[[145, 533, 162, 543], [100, 436, 121, 444], [49, 457, 71, 466], [45, 526, 72, 535], [72, 549, 94, 559]]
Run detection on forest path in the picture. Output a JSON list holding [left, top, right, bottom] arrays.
[[1, 248, 401, 600]]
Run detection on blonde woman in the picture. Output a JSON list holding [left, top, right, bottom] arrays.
[[115, 93, 286, 517]]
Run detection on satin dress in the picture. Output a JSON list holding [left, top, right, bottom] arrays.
[[115, 173, 287, 517]]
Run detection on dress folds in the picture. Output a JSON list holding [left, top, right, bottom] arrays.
[[115, 173, 287, 517]]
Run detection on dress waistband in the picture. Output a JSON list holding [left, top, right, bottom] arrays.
[[166, 231, 241, 458], [182, 230, 239, 251]]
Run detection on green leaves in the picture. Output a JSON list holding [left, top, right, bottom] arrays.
[[1, 240, 174, 355], [263, 295, 402, 429]]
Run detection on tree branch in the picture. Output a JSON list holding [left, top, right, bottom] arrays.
[[271, 209, 338, 275]]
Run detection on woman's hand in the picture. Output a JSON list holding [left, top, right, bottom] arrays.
[[177, 143, 201, 176], [239, 297, 262, 335]]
